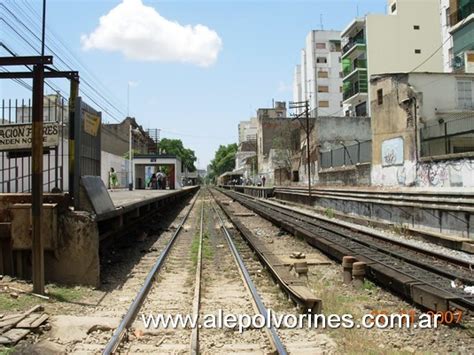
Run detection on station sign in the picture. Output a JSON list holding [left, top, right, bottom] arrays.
[[83, 112, 101, 137], [0, 122, 60, 151]]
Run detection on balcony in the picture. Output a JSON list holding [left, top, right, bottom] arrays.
[[343, 73, 368, 102], [342, 58, 367, 78]]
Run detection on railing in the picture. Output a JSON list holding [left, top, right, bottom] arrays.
[[0, 96, 67, 193], [342, 35, 365, 55], [343, 74, 368, 101], [320, 140, 372, 169], [421, 115, 474, 157], [342, 58, 367, 77]]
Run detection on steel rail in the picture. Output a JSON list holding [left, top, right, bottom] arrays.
[[219, 189, 474, 312], [102, 190, 201, 355], [209, 188, 321, 312], [190, 200, 204, 354], [225, 188, 473, 273], [210, 198, 288, 355]]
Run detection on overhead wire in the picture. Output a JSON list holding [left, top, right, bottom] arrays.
[[1, 1, 127, 123]]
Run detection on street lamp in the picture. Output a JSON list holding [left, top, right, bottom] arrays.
[[129, 123, 139, 190]]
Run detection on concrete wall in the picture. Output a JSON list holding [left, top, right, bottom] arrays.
[[102, 117, 153, 157], [370, 72, 474, 187], [316, 115, 371, 151], [317, 163, 371, 185], [366, 0, 443, 78], [372, 157, 474, 187], [101, 151, 129, 188]]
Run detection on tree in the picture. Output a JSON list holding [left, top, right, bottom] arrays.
[[208, 143, 238, 182], [158, 138, 197, 171]]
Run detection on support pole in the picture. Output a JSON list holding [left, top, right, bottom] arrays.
[[129, 123, 133, 190], [68, 79, 78, 202], [305, 101, 311, 197], [32, 63, 45, 295]]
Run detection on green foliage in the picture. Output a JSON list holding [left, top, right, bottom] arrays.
[[324, 208, 335, 219], [123, 149, 141, 160], [207, 143, 238, 182], [158, 138, 197, 172]]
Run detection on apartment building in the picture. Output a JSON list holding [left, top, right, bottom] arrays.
[[341, 0, 443, 117], [293, 30, 343, 116], [238, 117, 258, 144], [448, 0, 474, 73]]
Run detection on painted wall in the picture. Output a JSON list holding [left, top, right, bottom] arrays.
[[370, 72, 474, 187], [372, 158, 474, 187], [366, 0, 443, 79], [101, 151, 129, 188]]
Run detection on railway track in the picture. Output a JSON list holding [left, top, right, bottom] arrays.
[[217, 188, 474, 314], [102, 189, 292, 354]]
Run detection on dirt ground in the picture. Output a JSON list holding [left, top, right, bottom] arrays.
[[1, 191, 473, 354]]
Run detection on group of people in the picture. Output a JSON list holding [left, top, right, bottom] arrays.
[[108, 167, 167, 191], [148, 171, 166, 190], [230, 175, 266, 187]]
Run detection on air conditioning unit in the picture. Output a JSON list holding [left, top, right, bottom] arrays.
[[453, 54, 464, 70]]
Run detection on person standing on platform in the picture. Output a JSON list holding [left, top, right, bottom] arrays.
[[262, 175, 266, 187], [109, 167, 118, 191]]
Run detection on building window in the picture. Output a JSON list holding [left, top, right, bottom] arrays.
[[446, 7, 450, 27], [457, 80, 473, 109], [340, 101, 343, 107], [316, 57, 327, 64], [377, 89, 383, 105], [318, 70, 328, 78], [340, 86, 343, 93], [318, 85, 329, 93], [339, 71, 343, 78], [316, 42, 326, 49], [415, 49, 421, 54], [319, 100, 329, 108], [413, 25, 420, 30]]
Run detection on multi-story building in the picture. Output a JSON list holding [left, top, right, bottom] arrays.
[[238, 117, 258, 144], [441, 0, 454, 72], [341, 0, 443, 117], [448, 0, 474, 73], [293, 30, 343, 116]]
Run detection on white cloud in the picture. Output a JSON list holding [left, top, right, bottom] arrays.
[[81, 0, 222, 67]]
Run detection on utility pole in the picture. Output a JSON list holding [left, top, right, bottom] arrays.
[[32, 0, 47, 295], [305, 100, 312, 197], [129, 122, 133, 190], [290, 100, 312, 197]]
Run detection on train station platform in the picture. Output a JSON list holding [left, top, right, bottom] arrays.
[[0, 184, 200, 287]]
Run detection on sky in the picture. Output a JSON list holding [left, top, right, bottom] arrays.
[[0, 0, 385, 169]]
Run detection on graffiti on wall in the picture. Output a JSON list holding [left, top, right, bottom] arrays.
[[416, 159, 474, 187], [381, 137, 404, 166], [372, 158, 474, 187]]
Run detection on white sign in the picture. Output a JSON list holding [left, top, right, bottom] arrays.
[[0, 122, 60, 151], [381, 137, 404, 166]]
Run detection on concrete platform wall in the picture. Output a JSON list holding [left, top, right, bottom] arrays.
[[274, 191, 473, 240]]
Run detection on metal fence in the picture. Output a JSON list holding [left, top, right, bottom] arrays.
[[320, 140, 371, 169], [0, 96, 67, 193], [421, 114, 474, 157]]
